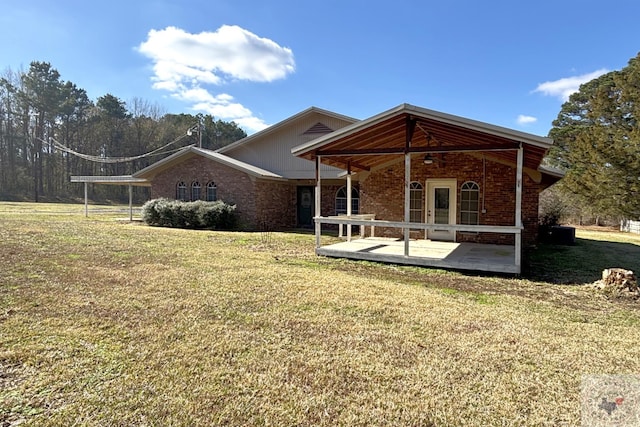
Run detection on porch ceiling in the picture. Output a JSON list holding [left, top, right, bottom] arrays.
[[294, 104, 552, 173]]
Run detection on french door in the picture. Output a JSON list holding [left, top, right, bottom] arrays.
[[426, 179, 457, 241]]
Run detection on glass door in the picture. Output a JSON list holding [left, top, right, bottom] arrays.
[[426, 179, 457, 241]]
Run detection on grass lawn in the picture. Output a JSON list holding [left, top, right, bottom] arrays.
[[1, 202, 640, 426]]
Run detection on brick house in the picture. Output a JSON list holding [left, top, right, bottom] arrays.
[[132, 107, 359, 229], [133, 103, 560, 243], [80, 103, 561, 273], [292, 104, 562, 274]]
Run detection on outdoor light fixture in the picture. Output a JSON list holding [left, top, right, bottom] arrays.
[[423, 154, 434, 165]]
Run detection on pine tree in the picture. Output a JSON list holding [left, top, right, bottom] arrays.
[[549, 53, 640, 219]]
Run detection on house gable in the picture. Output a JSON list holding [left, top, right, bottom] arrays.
[[218, 107, 357, 180]]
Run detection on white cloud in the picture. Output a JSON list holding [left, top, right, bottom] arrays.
[[517, 115, 537, 125], [533, 69, 609, 101], [137, 25, 295, 133]]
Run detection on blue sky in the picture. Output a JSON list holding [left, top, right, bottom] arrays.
[[2, 0, 639, 136]]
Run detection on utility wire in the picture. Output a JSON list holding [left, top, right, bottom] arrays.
[[43, 130, 196, 164]]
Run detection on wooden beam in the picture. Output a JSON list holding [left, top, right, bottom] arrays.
[[322, 157, 371, 172], [408, 143, 520, 153], [317, 147, 405, 156], [406, 116, 416, 153], [318, 142, 520, 157]]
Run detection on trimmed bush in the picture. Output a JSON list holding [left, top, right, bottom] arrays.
[[141, 198, 237, 230], [200, 200, 237, 230], [140, 198, 168, 226]]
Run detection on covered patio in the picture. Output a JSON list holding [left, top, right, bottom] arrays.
[[317, 216, 521, 273], [292, 104, 559, 275], [319, 237, 517, 274]]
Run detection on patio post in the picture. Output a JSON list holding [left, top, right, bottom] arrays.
[[515, 144, 523, 273], [404, 152, 411, 256], [403, 117, 415, 257], [315, 155, 322, 249], [346, 162, 352, 242]]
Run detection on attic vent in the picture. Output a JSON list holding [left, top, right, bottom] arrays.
[[303, 122, 333, 136]]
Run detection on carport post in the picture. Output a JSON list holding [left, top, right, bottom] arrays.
[[129, 184, 133, 221], [84, 182, 88, 218]]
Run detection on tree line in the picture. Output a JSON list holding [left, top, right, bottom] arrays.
[[0, 61, 246, 203], [3, 54, 639, 222]]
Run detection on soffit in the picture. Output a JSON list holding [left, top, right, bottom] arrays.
[[295, 108, 552, 173]]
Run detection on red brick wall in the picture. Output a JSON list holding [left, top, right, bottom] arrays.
[[150, 156, 321, 230], [151, 156, 257, 229], [359, 153, 543, 246], [255, 180, 297, 230], [319, 183, 359, 216]]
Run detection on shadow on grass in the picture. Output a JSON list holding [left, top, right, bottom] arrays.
[[525, 238, 640, 285]]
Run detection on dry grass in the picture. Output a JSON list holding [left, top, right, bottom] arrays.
[[1, 203, 640, 426]]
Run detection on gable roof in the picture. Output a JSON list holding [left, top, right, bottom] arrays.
[[216, 106, 358, 154], [133, 146, 286, 181], [292, 104, 554, 172]]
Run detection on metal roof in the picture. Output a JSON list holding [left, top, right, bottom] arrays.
[[133, 146, 287, 181], [292, 103, 554, 174], [70, 175, 151, 186]]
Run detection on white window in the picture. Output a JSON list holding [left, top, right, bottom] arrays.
[[206, 182, 217, 201], [176, 181, 187, 201], [460, 181, 480, 225], [409, 182, 423, 222], [335, 186, 359, 215]]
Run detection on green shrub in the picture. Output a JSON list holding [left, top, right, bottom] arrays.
[[141, 198, 237, 230], [141, 198, 168, 226], [200, 201, 237, 230]]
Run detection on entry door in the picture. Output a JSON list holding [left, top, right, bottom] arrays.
[[426, 179, 457, 241], [297, 186, 315, 228]]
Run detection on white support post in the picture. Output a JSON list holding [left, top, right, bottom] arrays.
[[129, 184, 133, 221], [346, 171, 352, 242], [404, 152, 411, 257], [515, 145, 523, 273], [315, 155, 322, 249], [84, 182, 88, 218]]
